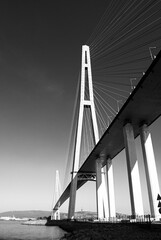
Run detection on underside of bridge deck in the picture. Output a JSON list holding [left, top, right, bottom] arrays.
[[54, 50, 161, 210]]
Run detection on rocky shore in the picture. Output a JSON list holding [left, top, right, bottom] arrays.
[[47, 220, 161, 240]]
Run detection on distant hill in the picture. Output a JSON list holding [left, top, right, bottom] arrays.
[[0, 210, 51, 218], [0, 210, 96, 219], [0, 210, 128, 220]]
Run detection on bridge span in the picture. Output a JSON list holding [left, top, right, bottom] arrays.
[[54, 49, 161, 219]]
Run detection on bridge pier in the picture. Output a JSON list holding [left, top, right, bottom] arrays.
[[140, 124, 160, 219], [123, 122, 144, 216], [96, 157, 109, 220], [96, 159, 104, 219], [106, 158, 116, 219], [68, 175, 78, 219]]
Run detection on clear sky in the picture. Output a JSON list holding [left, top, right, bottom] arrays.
[[0, 0, 161, 216], [0, 0, 108, 213]]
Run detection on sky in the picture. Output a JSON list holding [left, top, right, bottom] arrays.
[[0, 0, 108, 213], [0, 0, 161, 215]]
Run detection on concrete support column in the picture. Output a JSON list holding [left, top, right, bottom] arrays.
[[101, 167, 109, 220], [123, 123, 144, 216], [96, 159, 104, 219], [96, 155, 109, 220], [68, 175, 78, 219], [106, 158, 116, 218], [140, 124, 160, 219]]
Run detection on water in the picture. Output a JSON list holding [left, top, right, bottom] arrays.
[[0, 221, 66, 240]]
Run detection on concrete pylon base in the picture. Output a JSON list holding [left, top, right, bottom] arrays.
[[51, 209, 60, 220]]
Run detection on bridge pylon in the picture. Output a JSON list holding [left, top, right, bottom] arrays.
[[68, 45, 109, 219]]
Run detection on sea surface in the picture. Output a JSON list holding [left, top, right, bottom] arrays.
[[0, 221, 66, 240]]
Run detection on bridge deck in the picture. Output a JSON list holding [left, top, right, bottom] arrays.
[[55, 50, 161, 209]]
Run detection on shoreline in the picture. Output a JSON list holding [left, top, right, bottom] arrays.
[[46, 220, 161, 240]]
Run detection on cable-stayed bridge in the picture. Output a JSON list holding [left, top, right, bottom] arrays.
[[52, 0, 161, 220]]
